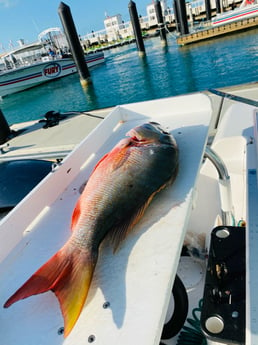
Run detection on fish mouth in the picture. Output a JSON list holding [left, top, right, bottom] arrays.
[[130, 133, 146, 142]]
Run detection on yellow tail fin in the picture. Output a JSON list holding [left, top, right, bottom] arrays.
[[4, 243, 97, 337]]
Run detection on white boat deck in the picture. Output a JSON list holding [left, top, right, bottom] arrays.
[[0, 108, 111, 161], [198, 101, 258, 345], [0, 94, 212, 345]]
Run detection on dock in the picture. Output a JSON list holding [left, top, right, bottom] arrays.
[[177, 16, 258, 45]]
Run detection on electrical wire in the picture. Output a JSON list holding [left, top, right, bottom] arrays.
[[176, 299, 207, 345]]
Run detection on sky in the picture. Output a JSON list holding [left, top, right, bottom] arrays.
[[0, 0, 151, 51]]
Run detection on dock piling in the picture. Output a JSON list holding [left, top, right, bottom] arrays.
[[215, 0, 222, 13], [174, 0, 189, 35], [0, 109, 11, 145], [154, 0, 167, 46], [205, 0, 212, 21], [58, 2, 91, 87], [173, 0, 181, 33], [128, 0, 146, 57]]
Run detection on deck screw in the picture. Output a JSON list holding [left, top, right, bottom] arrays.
[[88, 335, 95, 343], [232, 311, 239, 318], [58, 327, 64, 335], [103, 301, 110, 309]]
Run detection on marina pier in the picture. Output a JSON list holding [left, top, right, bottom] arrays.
[[177, 15, 258, 45]]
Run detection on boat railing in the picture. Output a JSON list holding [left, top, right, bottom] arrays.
[[0, 53, 64, 73], [204, 146, 235, 226]]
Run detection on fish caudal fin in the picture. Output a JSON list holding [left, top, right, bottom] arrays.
[[4, 244, 97, 337]]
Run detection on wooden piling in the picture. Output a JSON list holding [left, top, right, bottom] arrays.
[[205, 0, 212, 21], [0, 109, 11, 144], [58, 2, 91, 87], [175, 0, 189, 35], [128, 0, 146, 56], [154, 0, 167, 46]]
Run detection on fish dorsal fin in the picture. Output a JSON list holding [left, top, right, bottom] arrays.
[[71, 145, 130, 232], [71, 198, 81, 231], [70, 154, 110, 232], [109, 192, 156, 252], [91, 153, 109, 173], [94, 138, 132, 173]]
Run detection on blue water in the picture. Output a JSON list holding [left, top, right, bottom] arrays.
[[1, 29, 258, 125]]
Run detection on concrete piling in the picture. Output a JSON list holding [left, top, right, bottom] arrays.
[[58, 2, 91, 88]]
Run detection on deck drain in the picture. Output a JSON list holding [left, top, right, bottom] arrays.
[[88, 334, 95, 343]]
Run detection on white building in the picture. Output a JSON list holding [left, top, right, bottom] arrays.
[[82, 1, 173, 44], [104, 14, 127, 42], [146, 0, 175, 27]]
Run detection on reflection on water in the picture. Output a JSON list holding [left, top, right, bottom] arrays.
[[1, 28, 258, 124], [81, 82, 99, 110]]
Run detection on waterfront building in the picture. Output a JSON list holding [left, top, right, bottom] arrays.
[[104, 14, 124, 41], [80, 0, 242, 47], [146, 0, 169, 27]]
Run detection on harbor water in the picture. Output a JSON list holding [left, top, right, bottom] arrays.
[[1, 29, 258, 125]]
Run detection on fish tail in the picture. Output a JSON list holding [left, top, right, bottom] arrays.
[[4, 243, 97, 337]]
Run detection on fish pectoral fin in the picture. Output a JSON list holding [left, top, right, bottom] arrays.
[[4, 244, 97, 338], [110, 194, 156, 252]]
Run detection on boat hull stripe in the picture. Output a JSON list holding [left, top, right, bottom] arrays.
[[0, 72, 43, 87], [213, 8, 258, 24]]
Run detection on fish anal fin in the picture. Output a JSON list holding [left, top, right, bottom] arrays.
[[4, 244, 97, 338]]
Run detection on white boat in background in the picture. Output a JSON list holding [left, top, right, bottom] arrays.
[[212, 0, 258, 26], [0, 28, 104, 98], [0, 81, 258, 344]]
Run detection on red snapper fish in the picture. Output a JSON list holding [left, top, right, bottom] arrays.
[[4, 122, 179, 337]]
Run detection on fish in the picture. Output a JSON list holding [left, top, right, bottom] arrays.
[[4, 121, 179, 337]]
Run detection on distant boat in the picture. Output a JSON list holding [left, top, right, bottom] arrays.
[[212, 0, 258, 26], [0, 28, 105, 98]]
